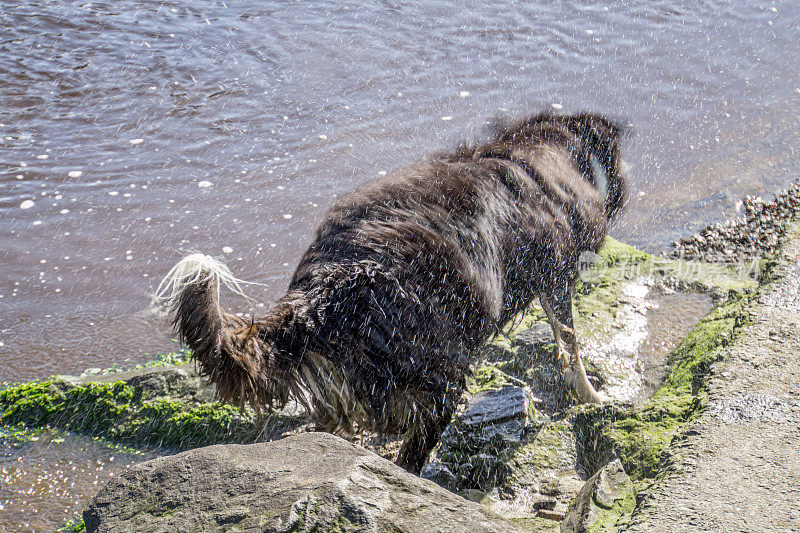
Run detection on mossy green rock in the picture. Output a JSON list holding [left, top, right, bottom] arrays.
[[431, 236, 760, 526], [561, 459, 636, 533], [480, 237, 753, 411], [602, 293, 752, 479], [0, 365, 304, 451]]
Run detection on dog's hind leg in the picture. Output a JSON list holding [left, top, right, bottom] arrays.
[[396, 395, 458, 475], [540, 291, 606, 404]]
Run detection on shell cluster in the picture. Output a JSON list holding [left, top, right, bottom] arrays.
[[670, 182, 800, 262]]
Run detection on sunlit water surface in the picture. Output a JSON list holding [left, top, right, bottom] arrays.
[[0, 429, 158, 531], [2, 0, 799, 381], [1, 1, 799, 529]]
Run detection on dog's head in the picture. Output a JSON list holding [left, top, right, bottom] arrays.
[[562, 112, 628, 220], [487, 112, 629, 220]]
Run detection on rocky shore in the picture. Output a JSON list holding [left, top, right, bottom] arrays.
[[671, 182, 800, 262], [626, 222, 800, 532], [4, 186, 799, 532]]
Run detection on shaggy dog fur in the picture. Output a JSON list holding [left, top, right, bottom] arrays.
[[157, 112, 627, 473]]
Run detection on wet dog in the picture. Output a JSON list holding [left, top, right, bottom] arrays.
[[157, 112, 627, 473]]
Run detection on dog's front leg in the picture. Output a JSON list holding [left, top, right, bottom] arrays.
[[540, 291, 606, 404], [540, 298, 571, 372]]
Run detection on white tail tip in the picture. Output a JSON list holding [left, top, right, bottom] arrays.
[[152, 253, 253, 308]]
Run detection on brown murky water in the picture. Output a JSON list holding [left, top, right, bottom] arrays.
[[2, 0, 799, 383], [0, 1, 799, 529]]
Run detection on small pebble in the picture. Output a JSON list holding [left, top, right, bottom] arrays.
[[20, 200, 34, 210], [197, 181, 213, 188], [129, 138, 144, 145]]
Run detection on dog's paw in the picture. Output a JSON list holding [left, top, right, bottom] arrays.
[[565, 371, 604, 404], [594, 390, 612, 403]]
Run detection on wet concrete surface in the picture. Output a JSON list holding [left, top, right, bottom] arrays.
[[625, 227, 800, 532]]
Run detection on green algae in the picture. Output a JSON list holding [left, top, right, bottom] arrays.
[[0, 377, 266, 450], [466, 363, 521, 395], [505, 420, 574, 479], [593, 237, 758, 295], [434, 236, 770, 525], [489, 236, 755, 357], [77, 349, 191, 378], [511, 516, 561, 533], [585, 483, 636, 533], [56, 517, 86, 533], [0, 347, 308, 451], [133, 349, 191, 369], [602, 292, 752, 480], [558, 294, 754, 485], [596, 238, 651, 266], [1, 420, 52, 446]]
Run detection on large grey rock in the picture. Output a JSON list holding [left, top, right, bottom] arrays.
[[561, 459, 636, 533], [428, 386, 540, 492], [461, 386, 535, 427], [83, 432, 528, 533]]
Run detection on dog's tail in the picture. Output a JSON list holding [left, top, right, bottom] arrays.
[[154, 254, 290, 411]]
